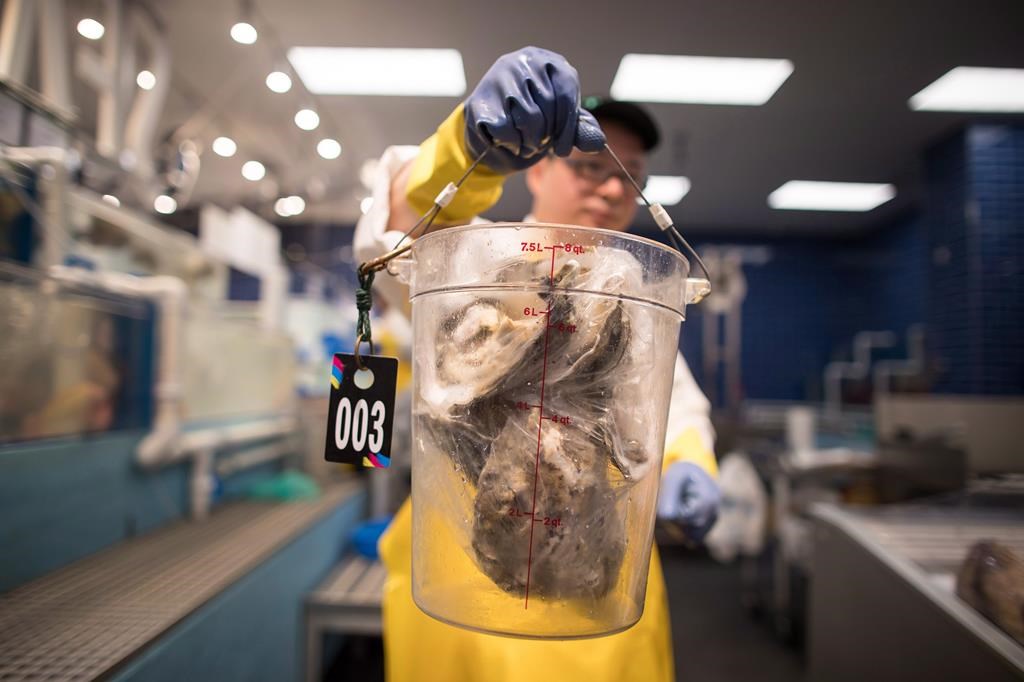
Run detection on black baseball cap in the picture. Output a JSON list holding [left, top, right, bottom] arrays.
[[583, 96, 661, 152]]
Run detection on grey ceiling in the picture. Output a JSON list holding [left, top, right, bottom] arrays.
[[75, 0, 1024, 233]]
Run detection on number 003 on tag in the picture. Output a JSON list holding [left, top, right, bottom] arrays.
[[324, 353, 398, 468]]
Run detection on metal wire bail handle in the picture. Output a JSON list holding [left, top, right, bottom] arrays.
[[352, 144, 494, 359], [351, 132, 713, 356]]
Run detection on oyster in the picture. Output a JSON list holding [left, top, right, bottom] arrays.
[[416, 395, 510, 485], [433, 262, 582, 404], [549, 298, 630, 389], [956, 540, 1024, 645], [471, 409, 626, 599]]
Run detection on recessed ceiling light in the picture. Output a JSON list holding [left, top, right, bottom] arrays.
[[610, 54, 794, 105], [136, 70, 156, 90], [230, 22, 257, 45], [288, 47, 466, 96], [242, 160, 266, 181], [154, 194, 177, 214], [640, 176, 691, 206], [768, 181, 896, 211], [360, 196, 375, 215], [101, 194, 120, 207], [294, 109, 320, 131], [317, 138, 342, 159], [77, 18, 105, 40], [212, 136, 237, 157], [274, 195, 306, 217], [909, 67, 1024, 112], [266, 71, 292, 93]]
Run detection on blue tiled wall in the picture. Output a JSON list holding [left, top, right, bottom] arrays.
[[666, 123, 1023, 403], [969, 126, 1024, 394], [928, 124, 1024, 394], [665, 225, 928, 404]]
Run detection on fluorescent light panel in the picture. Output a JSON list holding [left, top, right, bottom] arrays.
[[909, 66, 1024, 112], [611, 54, 793, 105], [641, 176, 691, 206], [768, 181, 896, 212], [288, 47, 466, 96]]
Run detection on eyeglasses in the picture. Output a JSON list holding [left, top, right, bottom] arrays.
[[561, 157, 647, 193]]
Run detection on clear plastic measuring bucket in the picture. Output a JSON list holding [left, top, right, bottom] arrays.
[[391, 222, 708, 638]]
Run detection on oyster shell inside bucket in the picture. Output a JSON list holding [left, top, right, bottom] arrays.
[[471, 410, 626, 599], [419, 247, 659, 599]]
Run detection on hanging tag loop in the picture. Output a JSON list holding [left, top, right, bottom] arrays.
[[354, 268, 376, 370]]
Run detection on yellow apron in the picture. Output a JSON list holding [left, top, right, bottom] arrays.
[[378, 427, 715, 682], [378, 503, 672, 682]]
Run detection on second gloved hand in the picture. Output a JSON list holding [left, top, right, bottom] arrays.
[[465, 46, 606, 172], [657, 461, 721, 543]]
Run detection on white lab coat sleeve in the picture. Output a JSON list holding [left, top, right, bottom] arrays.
[[353, 145, 492, 314], [664, 352, 716, 456], [353, 145, 421, 313]]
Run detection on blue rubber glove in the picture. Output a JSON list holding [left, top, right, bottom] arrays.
[[464, 46, 606, 173], [657, 461, 721, 543]]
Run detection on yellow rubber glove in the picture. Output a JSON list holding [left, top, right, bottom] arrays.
[[662, 427, 718, 478], [405, 105, 505, 223]]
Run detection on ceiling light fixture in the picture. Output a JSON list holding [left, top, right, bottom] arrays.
[[136, 70, 156, 90], [212, 136, 237, 157], [230, 21, 257, 45], [274, 195, 306, 217], [768, 181, 896, 211], [294, 109, 320, 131], [154, 195, 177, 214], [610, 54, 794, 105], [317, 138, 342, 159], [241, 160, 266, 181], [640, 176, 691, 206], [288, 47, 466, 96], [101, 194, 120, 207], [266, 71, 292, 93], [77, 18, 105, 40], [909, 66, 1024, 112]]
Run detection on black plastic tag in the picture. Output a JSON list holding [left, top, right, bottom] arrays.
[[324, 353, 398, 468]]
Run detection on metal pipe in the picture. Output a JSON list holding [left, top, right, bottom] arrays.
[[873, 325, 926, 396], [174, 416, 298, 459], [190, 448, 213, 520], [824, 331, 896, 416], [215, 438, 297, 478]]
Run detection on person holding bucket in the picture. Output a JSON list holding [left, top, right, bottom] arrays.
[[354, 46, 719, 682]]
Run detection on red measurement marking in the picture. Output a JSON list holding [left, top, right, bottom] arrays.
[[515, 401, 542, 411], [524, 245, 557, 609], [549, 321, 577, 334], [523, 306, 547, 317], [521, 241, 544, 252], [546, 414, 571, 425]]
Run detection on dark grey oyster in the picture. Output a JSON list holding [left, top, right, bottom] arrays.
[[433, 262, 582, 403], [471, 410, 626, 599], [416, 396, 510, 485]]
